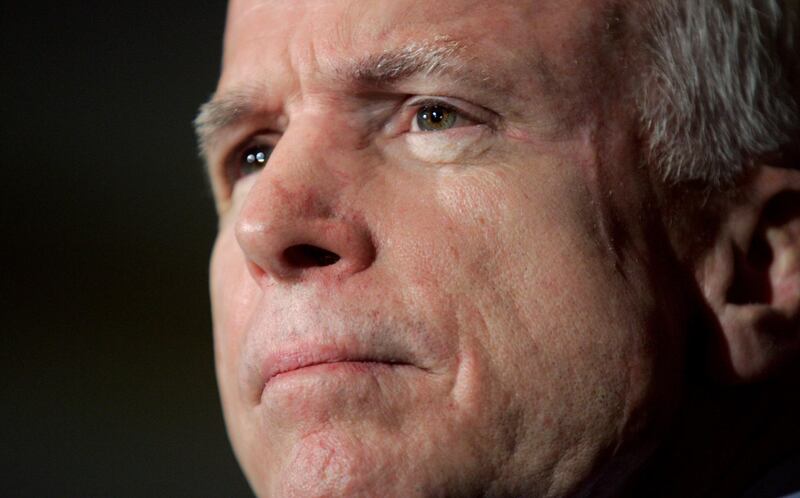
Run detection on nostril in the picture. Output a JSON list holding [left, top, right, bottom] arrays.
[[283, 244, 341, 268]]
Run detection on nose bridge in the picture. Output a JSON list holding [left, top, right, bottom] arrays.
[[233, 112, 376, 284]]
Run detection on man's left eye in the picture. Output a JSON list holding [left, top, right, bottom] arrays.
[[414, 104, 459, 131], [405, 98, 487, 134]]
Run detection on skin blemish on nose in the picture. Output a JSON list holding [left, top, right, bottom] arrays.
[[270, 178, 291, 199], [272, 180, 336, 220], [328, 163, 356, 184]]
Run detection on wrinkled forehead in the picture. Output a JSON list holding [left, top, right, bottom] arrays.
[[219, 0, 629, 94], [223, 0, 528, 49]]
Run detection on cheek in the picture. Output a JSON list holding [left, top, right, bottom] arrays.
[[210, 226, 274, 486], [407, 159, 669, 477], [210, 227, 259, 396], [378, 168, 530, 396]]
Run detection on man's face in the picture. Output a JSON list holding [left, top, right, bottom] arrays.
[[206, 0, 688, 495]]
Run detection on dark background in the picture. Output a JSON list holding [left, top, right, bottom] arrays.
[[2, 2, 252, 496]]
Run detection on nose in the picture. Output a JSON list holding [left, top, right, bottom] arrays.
[[233, 124, 377, 285]]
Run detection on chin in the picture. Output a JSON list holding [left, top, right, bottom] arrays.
[[229, 404, 505, 498], [239, 433, 433, 498]]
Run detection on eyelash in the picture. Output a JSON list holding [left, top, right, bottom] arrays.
[[220, 97, 494, 192]]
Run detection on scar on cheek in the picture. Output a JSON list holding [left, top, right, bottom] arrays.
[[405, 131, 490, 164]]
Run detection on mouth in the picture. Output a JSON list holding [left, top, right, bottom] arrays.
[[259, 347, 416, 394]]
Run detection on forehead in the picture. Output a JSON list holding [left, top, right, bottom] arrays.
[[219, 0, 621, 93]]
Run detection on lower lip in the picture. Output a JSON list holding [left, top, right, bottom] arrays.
[[257, 361, 418, 421]]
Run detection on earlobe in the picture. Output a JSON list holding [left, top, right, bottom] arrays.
[[699, 166, 800, 383]]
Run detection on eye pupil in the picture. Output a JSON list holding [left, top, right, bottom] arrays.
[[417, 105, 456, 131], [245, 149, 269, 165], [426, 108, 444, 123], [235, 145, 272, 183]]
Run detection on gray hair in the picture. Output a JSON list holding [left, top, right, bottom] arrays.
[[637, 0, 799, 186]]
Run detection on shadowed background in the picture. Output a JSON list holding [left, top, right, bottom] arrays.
[[2, 2, 252, 496]]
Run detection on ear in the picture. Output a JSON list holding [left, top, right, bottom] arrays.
[[699, 164, 800, 383]]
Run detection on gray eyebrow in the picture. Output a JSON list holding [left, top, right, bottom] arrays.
[[194, 87, 263, 157], [345, 39, 465, 85], [192, 40, 488, 160]]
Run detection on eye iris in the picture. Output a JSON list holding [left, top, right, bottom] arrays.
[[240, 146, 270, 177], [417, 105, 456, 131], [245, 150, 268, 165]]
